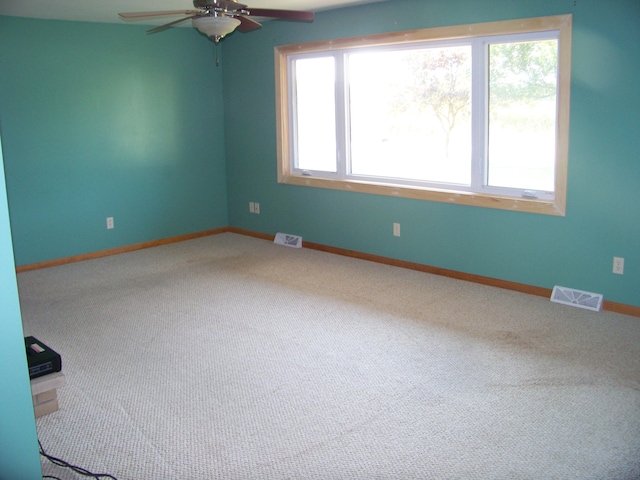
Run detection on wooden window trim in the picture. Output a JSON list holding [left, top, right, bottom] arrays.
[[275, 15, 572, 216]]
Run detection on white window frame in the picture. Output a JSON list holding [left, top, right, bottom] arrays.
[[275, 15, 572, 216]]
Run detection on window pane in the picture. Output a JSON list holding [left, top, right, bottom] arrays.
[[348, 46, 472, 184], [293, 57, 337, 172], [488, 40, 558, 191]]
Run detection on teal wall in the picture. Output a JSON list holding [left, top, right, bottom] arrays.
[[0, 134, 41, 478], [223, 0, 640, 308], [0, 16, 228, 265]]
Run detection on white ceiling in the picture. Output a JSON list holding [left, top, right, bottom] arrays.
[[0, 0, 381, 26]]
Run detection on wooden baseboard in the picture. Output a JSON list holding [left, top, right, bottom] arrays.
[[15, 227, 231, 273], [227, 227, 640, 318], [601, 300, 640, 318], [16, 225, 640, 318]]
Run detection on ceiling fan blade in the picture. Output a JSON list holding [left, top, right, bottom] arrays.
[[246, 8, 314, 22], [146, 15, 198, 34], [236, 15, 262, 32], [119, 10, 198, 19]]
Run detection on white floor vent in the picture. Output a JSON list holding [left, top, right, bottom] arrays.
[[550, 285, 604, 312], [274, 232, 302, 248]]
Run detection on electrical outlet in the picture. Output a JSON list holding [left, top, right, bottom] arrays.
[[393, 222, 400, 237], [613, 257, 624, 275], [249, 202, 255, 213], [254, 203, 260, 214], [106, 217, 114, 230]]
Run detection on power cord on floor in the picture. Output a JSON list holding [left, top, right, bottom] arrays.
[[39, 439, 118, 480]]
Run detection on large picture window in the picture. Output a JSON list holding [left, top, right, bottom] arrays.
[[275, 15, 572, 215]]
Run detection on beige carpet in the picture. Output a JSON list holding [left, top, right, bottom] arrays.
[[18, 233, 640, 479]]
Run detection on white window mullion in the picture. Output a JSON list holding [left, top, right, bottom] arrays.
[[334, 53, 348, 178], [470, 38, 488, 192]]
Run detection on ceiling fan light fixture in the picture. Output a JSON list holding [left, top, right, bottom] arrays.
[[193, 15, 241, 41]]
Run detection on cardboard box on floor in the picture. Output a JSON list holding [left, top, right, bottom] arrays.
[[30, 372, 65, 418]]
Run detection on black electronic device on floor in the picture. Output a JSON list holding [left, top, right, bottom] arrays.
[[25, 336, 62, 379]]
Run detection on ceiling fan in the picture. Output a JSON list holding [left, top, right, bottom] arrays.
[[119, 0, 314, 44]]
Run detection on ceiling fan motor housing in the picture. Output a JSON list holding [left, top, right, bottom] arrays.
[[194, 0, 245, 11]]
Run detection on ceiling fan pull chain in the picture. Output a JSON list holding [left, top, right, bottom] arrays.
[[214, 41, 220, 67]]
